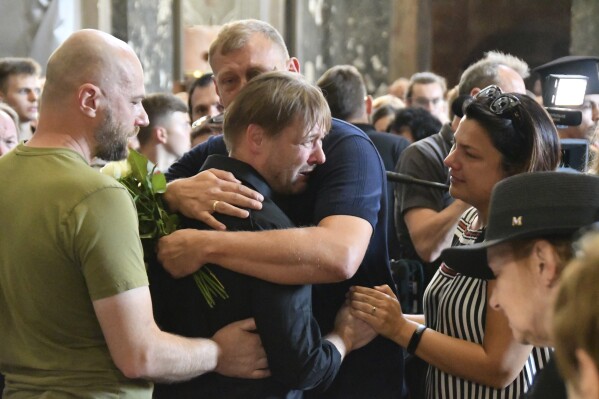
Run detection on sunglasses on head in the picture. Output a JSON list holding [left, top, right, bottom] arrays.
[[474, 84, 522, 120]]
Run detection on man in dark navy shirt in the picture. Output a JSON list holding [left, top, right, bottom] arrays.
[[158, 19, 404, 398], [315, 64, 410, 261]]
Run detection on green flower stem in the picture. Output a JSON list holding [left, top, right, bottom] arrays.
[[116, 150, 228, 308]]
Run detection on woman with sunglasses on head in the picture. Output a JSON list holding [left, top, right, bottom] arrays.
[[350, 85, 561, 399]]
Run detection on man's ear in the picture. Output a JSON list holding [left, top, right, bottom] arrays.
[[365, 95, 373, 116], [155, 126, 168, 144], [212, 78, 222, 105], [79, 83, 101, 118], [287, 57, 300, 74], [246, 123, 264, 152]]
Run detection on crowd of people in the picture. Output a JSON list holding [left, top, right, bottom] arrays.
[[1, 18, 599, 399]]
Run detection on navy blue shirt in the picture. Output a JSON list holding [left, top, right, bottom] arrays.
[[151, 155, 342, 398], [167, 118, 404, 399], [353, 122, 410, 260]]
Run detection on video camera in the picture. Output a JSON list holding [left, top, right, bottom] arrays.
[[541, 74, 587, 126], [533, 56, 599, 171], [534, 56, 599, 127]]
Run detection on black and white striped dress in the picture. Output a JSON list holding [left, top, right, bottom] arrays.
[[423, 207, 552, 399]]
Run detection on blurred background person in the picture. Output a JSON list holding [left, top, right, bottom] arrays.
[[445, 84, 462, 132], [388, 107, 442, 143], [188, 72, 222, 125], [137, 93, 192, 172], [0, 103, 19, 156], [389, 77, 410, 100], [190, 122, 217, 148], [405, 72, 449, 124], [0, 57, 41, 142], [554, 227, 599, 399], [371, 94, 405, 132], [187, 73, 223, 147]]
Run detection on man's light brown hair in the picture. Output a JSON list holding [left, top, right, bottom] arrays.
[[223, 71, 331, 152], [208, 19, 289, 63]]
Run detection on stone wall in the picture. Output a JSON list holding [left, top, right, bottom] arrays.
[[290, 0, 393, 95], [1, 0, 594, 96], [431, 0, 571, 87], [111, 0, 174, 93], [571, 0, 599, 55]]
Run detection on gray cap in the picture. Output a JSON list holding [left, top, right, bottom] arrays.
[[441, 171, 599, 279]]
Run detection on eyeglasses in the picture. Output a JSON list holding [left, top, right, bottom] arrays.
[[475, 85, 522, 117]]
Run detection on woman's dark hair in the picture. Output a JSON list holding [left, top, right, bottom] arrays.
[[389, 107, 442, 141], [464, 93, 561, 175], [372, 105, 396, 132]]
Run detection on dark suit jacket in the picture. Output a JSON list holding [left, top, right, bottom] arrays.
[[150, 155, 342, 399]]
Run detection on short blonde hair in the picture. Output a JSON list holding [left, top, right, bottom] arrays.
[[208, 19, 289, 66], [223, 71, 331, 152], [553, 231, 599, 388]]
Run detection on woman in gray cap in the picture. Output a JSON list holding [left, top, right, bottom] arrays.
[[442, 171, 599, 398], [350, 85, 561, 399]]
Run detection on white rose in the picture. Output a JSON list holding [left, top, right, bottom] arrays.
[[100, 159, 132, 179]]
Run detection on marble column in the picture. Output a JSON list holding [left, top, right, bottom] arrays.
[[390, 0, 431, 83], [290, 0, 395, 95], [111, 0, 174, 93], [571, 0, 599, 55]]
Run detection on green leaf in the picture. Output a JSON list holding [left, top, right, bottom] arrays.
[[165, 214, 180, 234], [128, 150, 150, 183], [151, 172, 167, 194]]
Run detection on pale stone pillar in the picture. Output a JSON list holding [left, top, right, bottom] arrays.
[[571, 0, 599, 55], [389, 0, 432, 82], [111, 0, 174, 92]]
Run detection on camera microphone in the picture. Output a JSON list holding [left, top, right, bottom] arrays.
[[386, 171, 449, 190]]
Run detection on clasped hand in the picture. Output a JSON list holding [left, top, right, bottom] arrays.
[[158, 168, 264, 278], [213, 318, 270, 379], [163, 168, 263, 231], [348, 285, 408, 342]]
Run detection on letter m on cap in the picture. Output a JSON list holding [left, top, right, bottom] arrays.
[[512, 216, 523, 226]]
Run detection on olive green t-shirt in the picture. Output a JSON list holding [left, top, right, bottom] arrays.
[[0, 145, 152, 398]]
